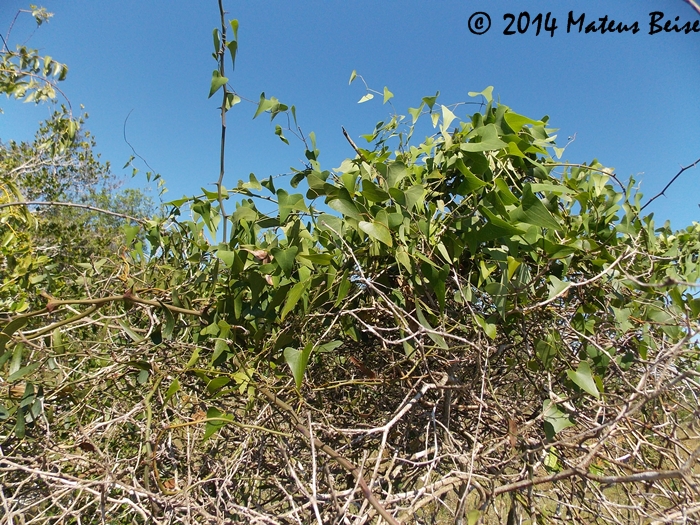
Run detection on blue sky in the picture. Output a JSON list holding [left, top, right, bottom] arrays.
[[2, 1, 699, 230]]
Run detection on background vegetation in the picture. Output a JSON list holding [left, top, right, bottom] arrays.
[[1, 4, 698, 524]]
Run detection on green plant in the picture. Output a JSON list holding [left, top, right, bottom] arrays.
[[1, 5, 698, 524]]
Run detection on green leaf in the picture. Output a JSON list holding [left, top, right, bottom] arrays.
[[361, 179, 390, 202], [137, 369, 149, 385], [0, 317, 27, 354], [233, 206, 258, 222], [440, 105, 457, 132], [359, 220, 393, 247], [316, 340, 343, 353], [468, 86, 494, 103], [229, 19, 239, 41], [207, 376, 231, 394], [271, 246, 299, 278], [474, 315, 497, 340], [536, 338, 557, 369], [275, 124, 289, 144], [461, 124, 507, 152], [415, 304, 449, 350], [317, 214, 343, 235], [387, 162, 409, 188], [226, 40, 238, 71], [542, 400, 574, 439], [396, 247, 412, 273], [454, 159, 487, 194], [280, 280, 310, 320], [567, 362, 600, 398], [15, 408, 25, 439], [358, 93, 374, 103], [334, 271, 352, 307], [7, 362, 41, 383], [328, 197, 362, 220], [383, 86, 394, 104], [284, 342, 313, 390], [476, 207, 526, 243], [422, 91, 439, 110], [277, 189, 307, 223], [504, 111, 543, 132], [511, 184, 561, 230], [494, 178, 520, 205], [544, 448, 561, 472], [404, 185, 426, 212], [216, 249, 238, 268], [164, 378, 180, 405], [186, 348, 200, 368], [211, 338, 229, 364], [242, 172, 262, 190], [253, 92, 274, 119], [52, 328, 64, 351], [224, 92, 240, 110], [212, 28, 221, 53], [297, 253, 334, 265], [547, 275, 569, 301], [118, 319, 144, 343], [348, 69, 357, 84], [203, 407, 233, 441], [208, 70, 228, 98]]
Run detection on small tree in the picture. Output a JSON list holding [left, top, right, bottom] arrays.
[[0, 10, 153, 313]]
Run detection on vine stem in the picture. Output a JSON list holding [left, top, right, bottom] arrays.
[[217, 0, 229, 242]]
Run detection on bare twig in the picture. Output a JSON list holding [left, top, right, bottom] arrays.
[[640, 157, 700, 212], [259, 386, 401, 525], [0, 200, 148, 225]]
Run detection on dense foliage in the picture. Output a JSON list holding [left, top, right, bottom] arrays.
[[1, 6, 698, 524]]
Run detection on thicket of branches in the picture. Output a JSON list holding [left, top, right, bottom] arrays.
[[1, 4, 699, 524]]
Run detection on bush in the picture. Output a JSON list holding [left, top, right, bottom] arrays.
[[1, 7, 698, 524]]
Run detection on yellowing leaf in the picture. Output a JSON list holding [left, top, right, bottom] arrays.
[[383, 86, 394, 104]]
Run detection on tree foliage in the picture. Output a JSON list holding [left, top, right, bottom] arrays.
[[1, 6, 699, 525], [1, 11, 152, 313]]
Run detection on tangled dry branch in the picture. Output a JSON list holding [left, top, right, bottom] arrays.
[[1, 249, 698, 525]]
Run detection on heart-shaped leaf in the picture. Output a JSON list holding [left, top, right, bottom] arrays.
[[284, 343, 313, 390], [208, 70, 228, 98], [359, 220, 392, 247], [567, 362, 600, 398]]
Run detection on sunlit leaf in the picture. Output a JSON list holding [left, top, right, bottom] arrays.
[[542, 400, 574, 440], [208, 70, 228, 98], [284, 343, 313, 390], [359, 220, 392, 247], [383, 86, 394, 104], [567, 362, 600, 398], [203, 407, 233, 441], [280, 279, 310, 320]]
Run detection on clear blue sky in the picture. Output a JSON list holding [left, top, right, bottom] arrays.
[[2, 1, 699, 230]]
